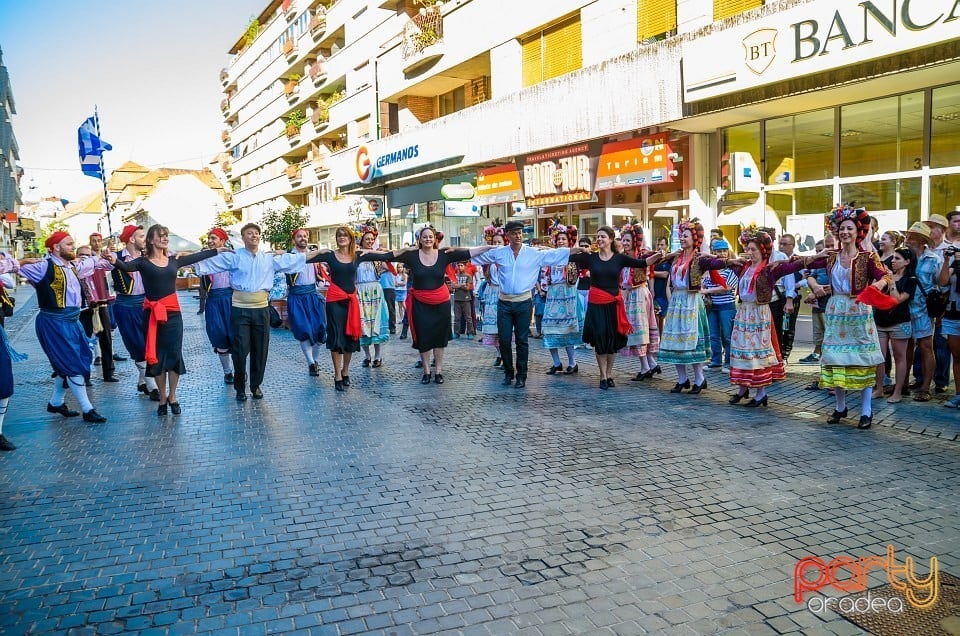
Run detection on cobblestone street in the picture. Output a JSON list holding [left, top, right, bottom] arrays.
[[1, 289, 958, 635]]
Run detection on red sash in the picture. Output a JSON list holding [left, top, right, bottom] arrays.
[[326, 282, 362, 338], [405, 286, 451, 343], [588, 287, 633, 336], [143, 293, 180, 365]]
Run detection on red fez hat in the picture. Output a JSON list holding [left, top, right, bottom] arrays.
[[45, 231, 70, 250], [89, 232, 102, 239], [209, 227, 228, 242], [291, 227, 308, 240], [119, 225, 139, 244]]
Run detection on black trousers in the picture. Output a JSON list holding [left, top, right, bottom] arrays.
[[231, 306, 269, 392], [498, 298, 532, 379], [770, 295, 798, 359], [383, 287, 397, 333], [79, 304, 115, 378]]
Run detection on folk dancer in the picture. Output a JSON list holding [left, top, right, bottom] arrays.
[[357, 227, 391, 368], [541, 221, 583, 375], [201, 228, 235, 384], [20, 232, 109, 423], [287, 228, 327, 376], [0, 253, 27, 450]]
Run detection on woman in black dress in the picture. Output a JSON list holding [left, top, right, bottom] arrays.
[[106, 224, 228, 415], [569, 226, 662, 389], [386, 226, 492, 384], [308, 226, 402, 391]]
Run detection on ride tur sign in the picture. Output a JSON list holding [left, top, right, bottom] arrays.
[[521, 143, 598, 207]]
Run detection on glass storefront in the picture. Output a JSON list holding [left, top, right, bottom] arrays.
[[721, 82, 960, 241]]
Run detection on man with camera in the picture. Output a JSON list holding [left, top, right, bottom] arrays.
[[938, 211, 960, 407]]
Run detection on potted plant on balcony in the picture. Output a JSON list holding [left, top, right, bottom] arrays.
[[283, 38, 296, 58], [282, 0, 295, 18], [309, 10, 326, 36], [286, 163, 302, 181], [243, 18, 259, 49], [221, 130, 231, 145], [414, 27, 440, 50], [309, 58, 326, 83], [286, 110, 307, 140], [285, 74, 301, 97], [220, 98, 230, 113], [311, 103, 329, 128]]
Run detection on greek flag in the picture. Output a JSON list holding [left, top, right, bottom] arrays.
[[78, 116, 112, 179]]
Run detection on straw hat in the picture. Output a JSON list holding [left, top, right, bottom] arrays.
[[905, 221, 933, 245], [925, 214, 949, 229]]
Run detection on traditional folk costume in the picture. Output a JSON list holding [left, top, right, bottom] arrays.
[[20, 233, 109, 423], [806, 205, 891, 428], [111, 225, 159, 398], [619, 225, 661, 379], [659, 220, 723, 393], [286, 247, 327, 376], [568, 251, 649, 354], [725, 230, 805, 405], [201, 228, 234, 383], [0, 254, 27, 450], [479, 221, 505, 367], [541, 223, 583, 374]]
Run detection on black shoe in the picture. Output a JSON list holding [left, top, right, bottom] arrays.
[[600, 379, 608, 390], [651, 365, 662, 376], [826, 408, 849, 424], [670, 380, 691, 394], [564, 365, 578, 375], [502, 375, 514, 386], [745, 396, 768, 407], [82, 409, 107, 424], [0, 434, 15, 451], [689, 380, 707, 395], [935, 386, 947, 394], [309, 363, 319, 377], [93, 356, 102, 366], [138, 383, 148, 395], [546, 364, 563, 375], [607, 378, 615, 388], [113, 353, 127, 362], [804, 381, 820, 391], [251, 387, 263, 399], [47, 403, 80, 417], [493, 357, 502, 367], [631, 372, 646, 381], [729, 392, 748, 404], [236, 391, 247, 401], [421, 374, 432, 384], [857, 415, 873, 429], [362, 358, 371, 367], [372, 359, 382, 368], [434, 374, 444, 384], [335, 380, 344, 392], [515, 377, 526, 388], [149, 389, 161, 402], [170, 402, 181, 415], [224, 372, 234, 385], [84, 378, 93, 387], [341, 376, 350, 387], [103, 375, 119, 383], [414, 360, 423, 369], [157, 404, 168, 416]]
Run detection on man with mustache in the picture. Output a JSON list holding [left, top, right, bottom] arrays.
[[18, 232, 110, 423]]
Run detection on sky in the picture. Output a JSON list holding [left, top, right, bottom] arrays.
[[0, 0, 266, 203]]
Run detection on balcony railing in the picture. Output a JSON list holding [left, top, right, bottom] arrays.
[[308, 58, 327, 84], [402, 10, 443, 60], [286, 163, 302, 181], [220, 98, 230, 113], [282, 0, 296, 19], [309, 10, 326, 38], [283, 39, 297, 59], [219, 68, 229, 86]]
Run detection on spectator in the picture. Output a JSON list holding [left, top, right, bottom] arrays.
[[451, 261, 475, 338], [800, 234, 836, 389], [925, 213, 953, 394], [938, 215, 960, 407], [905, 221, 942, 402], [702, 238, 738, 371], [875, 247, 916, 403], [380, 258, 397, 335]]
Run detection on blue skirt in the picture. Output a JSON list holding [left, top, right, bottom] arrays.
[[35, 309, 92, 378], [114, 294, 146, 362], [204, 288, 233, 351], [0, 331, 12, 399], [287, 286, 326, 345]]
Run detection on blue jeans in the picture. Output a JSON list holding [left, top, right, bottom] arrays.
[[707, 303, 736, 367], [498, 298, 532, 379]]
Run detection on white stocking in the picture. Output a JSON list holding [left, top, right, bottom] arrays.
[[299, 340, 315, 364], [218, 352, 233, 373], [66, 376, 94, 412], [0, 397, 8, 434]]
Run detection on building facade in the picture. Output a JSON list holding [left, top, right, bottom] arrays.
[[222, 0, 960, 249], [0, 45, 24, 251]]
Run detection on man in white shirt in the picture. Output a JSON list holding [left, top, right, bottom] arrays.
[[194, 223, 310, 401], [773, 232, 799, 362], [472, 221, 585, 388], [925, 213, 953, 393]]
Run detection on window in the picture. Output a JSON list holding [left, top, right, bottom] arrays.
[[356, 116, 370, 140], [520, 15, 582, 88], [840, 93, 923, 177], [932, 84, 960, 169], [439, 86, 465, 116], [764, 109, 833, 185], [638, 0, 676, 42], [714, 0, 763, 21]]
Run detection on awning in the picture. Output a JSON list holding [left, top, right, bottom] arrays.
[[595, 134, 674, 190], [475, 164, 524, 205]]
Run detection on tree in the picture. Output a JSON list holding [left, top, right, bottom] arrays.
[[34, 220, 69, 255], [260, 205, 309, 250]]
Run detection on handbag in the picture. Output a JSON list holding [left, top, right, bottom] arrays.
[[915, 278, 948, 319], [268, 304, 283, 328]]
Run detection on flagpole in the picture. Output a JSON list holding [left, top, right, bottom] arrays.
[[94, 106, 112, 238]]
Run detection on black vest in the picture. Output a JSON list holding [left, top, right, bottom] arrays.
[[110, 251, 140, 296], [35, 259, 78, 310]]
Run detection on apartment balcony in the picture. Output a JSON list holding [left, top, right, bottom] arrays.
[[283, 38, 297, 62], [220, 67, 230, 87], [309, 9, 326, 39], [284, 78, 300, 102], [220, 98, 230, 114], [286, 121, 303, 144], [282, 0, 296, 20], [402, 10, 445, 75], [311, 103, 330, 131], [312, 154, 331, 176], [221, 130, 231, 147], [286, 163, 302, 183], [308, 58, 327, 85]]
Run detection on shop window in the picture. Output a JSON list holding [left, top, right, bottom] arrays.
[[714, 0, 763, 21], [764, 109, 833, 185], [439, 86, 466, 116], [841, 178, 920, 228], [638, 0, 676, 42], [932, 83, 960, 169], [840, 93, 923, 178], [721, 122, 761, 196], [520, 14, 582, 88], [767, 186, 833, 250], [931, 174, 960, 216]]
